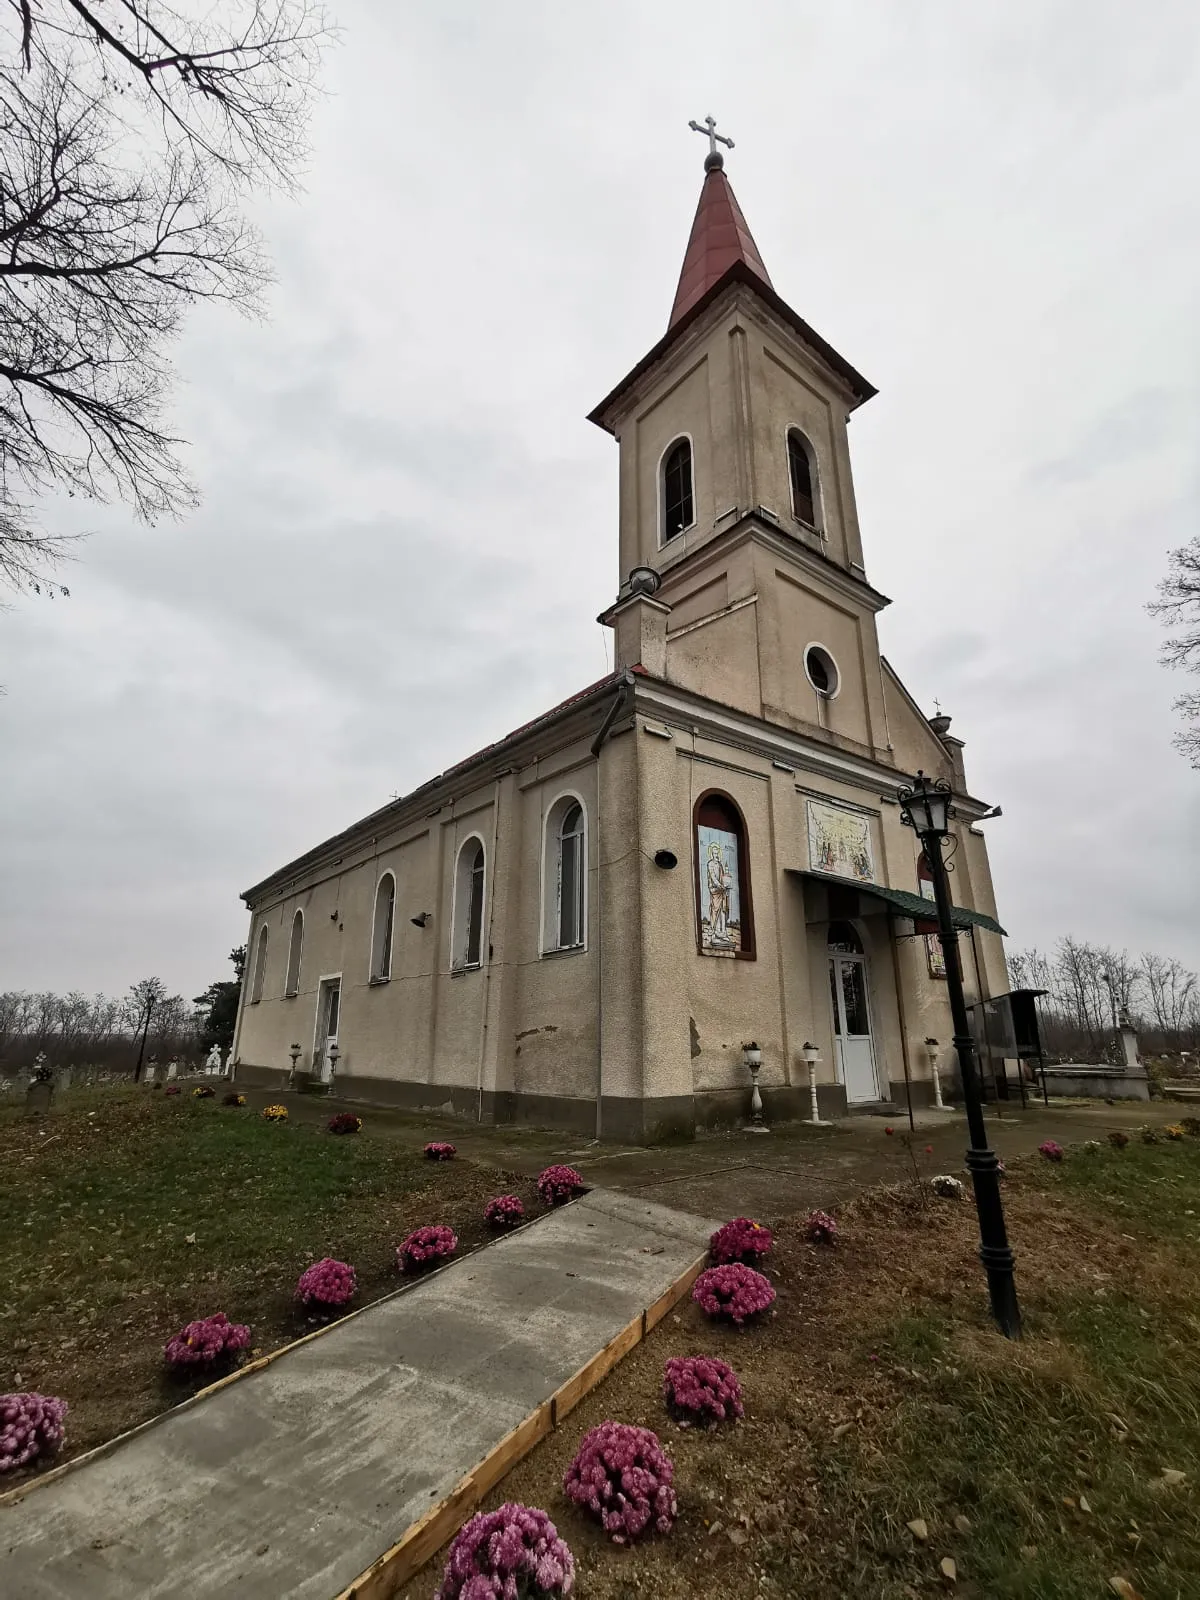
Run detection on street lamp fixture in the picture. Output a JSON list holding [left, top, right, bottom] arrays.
[[899, 770, 1021, 1339]]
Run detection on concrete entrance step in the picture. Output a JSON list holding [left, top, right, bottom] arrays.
[[0, 1190, 718, 1600]]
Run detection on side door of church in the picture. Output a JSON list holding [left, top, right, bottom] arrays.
[[829, 949, 880, 1104], [315, 979, 340, 1083]]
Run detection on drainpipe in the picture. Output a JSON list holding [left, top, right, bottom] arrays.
[[591, 669, 635, 1140]]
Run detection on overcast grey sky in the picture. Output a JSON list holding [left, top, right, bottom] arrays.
[[2, 0, 1197, 1000]]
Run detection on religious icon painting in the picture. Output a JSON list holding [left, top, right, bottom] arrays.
[[697, 823, 741, 955], [806, 800, 875, 883], [917, 858, 947, 978]]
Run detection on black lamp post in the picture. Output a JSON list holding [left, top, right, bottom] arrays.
[[899, 770, 1021, 1339]]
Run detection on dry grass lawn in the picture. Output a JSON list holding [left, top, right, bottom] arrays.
[[401, 1135, 1200, 1600], [0, 1085, 542, 1474]]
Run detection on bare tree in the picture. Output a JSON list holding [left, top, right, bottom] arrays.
[[1, 1, 331, 595], [1139, 952, 1198, 1043], [1149, 535, 1200, 766]]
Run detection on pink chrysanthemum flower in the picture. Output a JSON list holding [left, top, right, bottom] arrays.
[[484, 1194, 525, 1229], [397, 1225, 457, 1272], [663, 1355, 744, 1427], [164, 1312, 251, 1372], [0, 1393, 67, 1474], [708, 1216, 773, 1265], [295, 1257, 356, 1309], [562, 1422, 677, 1545], [692, 1263, 776, 1325], [436, 1502, 574, 1597], [536, 1165, 585, 1206]]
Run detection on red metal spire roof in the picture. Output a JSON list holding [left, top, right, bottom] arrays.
[[668, 165, 773, 328]]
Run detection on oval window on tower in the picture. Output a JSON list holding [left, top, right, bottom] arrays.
[[805, 644, 839, 698]]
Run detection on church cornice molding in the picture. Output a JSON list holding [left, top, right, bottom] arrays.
[[630, 676, 994, 819], [589, 266, 874, 436], [657, 508, 891, 615]]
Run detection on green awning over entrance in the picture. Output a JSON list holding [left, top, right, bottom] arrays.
[[788, 870, 1006, 937]]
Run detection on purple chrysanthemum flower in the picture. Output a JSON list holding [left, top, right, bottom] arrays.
[[692, 1263, 776, 1325], [397, 1225, 457, 1272], [805, 1209, 839, 1246], [0, 1393, 67, 1474], [295, 1257, 356, 1309], [484, 1194, 525, 1229], [562, 1421, 677, 1545], [536, 1165, 585, 1206], [164, 1312, 251, 1372], [436, 1502, 574, 1596], [663, 1355, 744, 1427], [708, 1216, 773, 1266]]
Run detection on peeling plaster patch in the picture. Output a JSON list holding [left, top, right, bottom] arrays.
[[689, 1017, 701, 1059]]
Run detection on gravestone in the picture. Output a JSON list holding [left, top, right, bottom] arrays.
[[26, 1053, 53, 1115], [205, 1045, 222, 1076]]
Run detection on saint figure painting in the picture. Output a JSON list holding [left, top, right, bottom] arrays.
[[698, 825, 741, 954]]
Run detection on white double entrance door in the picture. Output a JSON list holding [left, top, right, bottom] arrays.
[[828, 951, 880, 1104]]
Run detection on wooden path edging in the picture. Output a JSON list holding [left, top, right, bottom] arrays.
[[334, 1250, 708, 1600]]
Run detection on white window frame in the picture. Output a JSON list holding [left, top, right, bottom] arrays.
[[803, 641, 841, 700], [450, 834, 487, 973], [284, 909, 304, 998], [370, 870, 396, 983], [657, 432, 697, 548], [785, 426, 823, 533], [250, 924, 268, 1004], [541, 792, 588, 956]]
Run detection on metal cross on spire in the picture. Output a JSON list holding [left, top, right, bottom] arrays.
[[688, 114, 734, 171]]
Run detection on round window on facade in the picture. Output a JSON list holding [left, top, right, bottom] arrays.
[[805, 644, 840, 698]]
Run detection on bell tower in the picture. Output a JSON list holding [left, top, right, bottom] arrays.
[[592, 122, 897, 765]]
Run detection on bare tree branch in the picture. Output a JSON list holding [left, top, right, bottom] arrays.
[[1149, 535, 1200, 766], [0, 2, 332, 595]]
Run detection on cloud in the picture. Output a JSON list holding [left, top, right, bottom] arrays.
[[3, 0, 1198, 1001]]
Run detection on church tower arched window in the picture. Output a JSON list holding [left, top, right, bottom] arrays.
[[661, 437, 694, 543], [787, 429, 818, 527], [693, 790, 755, 959]]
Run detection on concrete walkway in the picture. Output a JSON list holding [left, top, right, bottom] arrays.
[[0, 1190, 715, 1600]]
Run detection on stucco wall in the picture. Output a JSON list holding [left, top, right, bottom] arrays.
[[234, 735, 609, 1117]]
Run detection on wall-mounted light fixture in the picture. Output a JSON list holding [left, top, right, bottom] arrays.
[[653, 849, 678, 870], [410, 911, 431, 928]]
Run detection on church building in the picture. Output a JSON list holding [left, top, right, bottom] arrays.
[[231, 131, 1009, 1141]]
